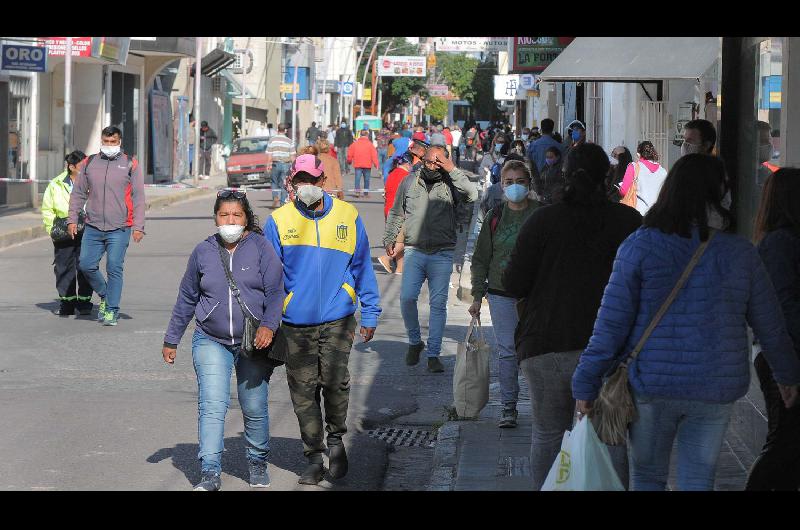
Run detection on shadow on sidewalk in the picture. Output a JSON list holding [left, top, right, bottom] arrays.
[[35, 301, 132, 320]]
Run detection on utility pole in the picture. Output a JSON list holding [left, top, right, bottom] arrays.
[[63, 37, 73, 156], [241, 52, 246, 136], [350, 37, 372, 124], [290, 47, 300, 149], [360, 38, 381, 118], [375, 38, 396, 119], [29, 72, 39, 207], [193, 37, 201, 187]]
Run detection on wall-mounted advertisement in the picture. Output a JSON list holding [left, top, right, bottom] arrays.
[[377, 56, 426, 77], [91, 37, 131, 65], [282, 67, 310, 100], [435, 37, 510, 53], [39, 37, 92, 57], [512, 37, 574, 72]]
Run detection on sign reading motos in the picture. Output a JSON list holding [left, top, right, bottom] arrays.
[[512, 37, 574, 72]]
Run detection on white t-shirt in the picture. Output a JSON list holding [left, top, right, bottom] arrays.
[[633, 161, 668, 216], [451, 129, 462, 147]]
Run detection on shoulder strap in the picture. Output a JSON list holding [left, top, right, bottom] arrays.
[[489, 204, 504, 235], [215, 236, 256, 321], [628, 230, 717, 362], [84, 154, 96, 178]]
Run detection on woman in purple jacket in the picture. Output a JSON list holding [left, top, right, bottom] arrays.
[[572, 155, 800, 491], [162, 191, 284, 491]]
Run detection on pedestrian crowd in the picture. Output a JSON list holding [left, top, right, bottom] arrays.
[[40, 111, 800, 493]]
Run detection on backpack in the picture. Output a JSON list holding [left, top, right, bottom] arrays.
[[488, 203, 504, 236], [620, 162, 640, 209], [489, 160, 503, 184]]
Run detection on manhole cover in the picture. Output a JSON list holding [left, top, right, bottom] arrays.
[[367, 428, 436, 448]]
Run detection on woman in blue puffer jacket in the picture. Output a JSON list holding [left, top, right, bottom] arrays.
[[572, 154, 800, 491]]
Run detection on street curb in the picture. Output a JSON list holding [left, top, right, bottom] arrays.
[[427, 423, 461, 491], [0, 188, 215, 250]]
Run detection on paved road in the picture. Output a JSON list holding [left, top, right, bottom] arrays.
[[0, 191, 472, 491]]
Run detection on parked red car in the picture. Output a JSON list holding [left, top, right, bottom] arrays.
[[226, 137, 271, 187]]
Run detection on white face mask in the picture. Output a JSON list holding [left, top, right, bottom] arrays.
[[758, 143, 773, 163], [680, 141, 703, 157], [101, 145, 121, 158], [218, 223, 245, 243], [296, 184, 325, 207], [609, 154, 619, 166]]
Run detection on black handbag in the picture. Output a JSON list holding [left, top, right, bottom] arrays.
[[216, 237, 287, 365], [50, 211, 85, 243]]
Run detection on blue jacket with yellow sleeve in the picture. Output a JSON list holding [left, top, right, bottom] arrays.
[[264, 194, 382, 328]]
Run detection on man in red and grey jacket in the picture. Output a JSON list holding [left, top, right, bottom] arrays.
[[67, 126, 146, 326]]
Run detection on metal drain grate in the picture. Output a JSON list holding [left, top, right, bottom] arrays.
[[368, 428, 436, 448]]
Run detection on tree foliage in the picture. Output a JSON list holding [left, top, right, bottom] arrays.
[[471, 58, 501, 121], [426, 97, 448, 121], [433, 53, 479, 102], [355, 38, 426, 113]]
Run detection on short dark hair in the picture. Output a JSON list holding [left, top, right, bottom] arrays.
[[278, 123, 287, 132], [201, 121, 208, 127], [213, 194, 263, 235], [101, 126, 122, 138], [540, 119, 555, 134], [684, 119, 716, 153], [65, 150, 86, 168], [643, 154, 730, 241], [311, 121, 316, 127], [267, 123, 274, 128], [754, 168, 800, 242], [545, 146, 561, 157]]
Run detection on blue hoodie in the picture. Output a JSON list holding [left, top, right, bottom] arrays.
[[164, 232, 284, 347], [264, 194, 381, 328], [383, 137, 410, 180]]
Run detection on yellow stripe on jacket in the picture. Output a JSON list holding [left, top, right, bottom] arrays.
[[271, 198, 358, 255]]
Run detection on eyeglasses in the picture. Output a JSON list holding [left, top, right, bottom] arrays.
[[218, 190, 247, 199]]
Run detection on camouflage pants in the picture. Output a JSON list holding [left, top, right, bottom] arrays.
[[284, 315, 357, 461]]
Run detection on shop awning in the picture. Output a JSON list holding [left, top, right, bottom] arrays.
[[538, 37, 720, 82]]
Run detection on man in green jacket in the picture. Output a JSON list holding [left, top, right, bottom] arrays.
[[383, 144, 478, 372], [41, 151, 94, 316]]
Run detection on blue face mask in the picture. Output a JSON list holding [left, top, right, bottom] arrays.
[[571, 129, 582, 142], [545, 157, 558, 166], [494, 144, 503, 153], [503, 183, 529, 203]]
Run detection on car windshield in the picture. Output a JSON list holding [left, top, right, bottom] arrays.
[[233, 138, 269, 154]]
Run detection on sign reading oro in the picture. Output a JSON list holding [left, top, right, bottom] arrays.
[[1, 44, 47, 72]]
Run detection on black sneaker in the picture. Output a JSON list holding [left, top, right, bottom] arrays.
[[327, 443, 348, 479], [56, 302, 75, 316], [498, 407, 518, 428], [248, 460, 270, 488], [77, 303, 93, 316], [427, 356, 445, 373], [406, 341, 425, 366], [298, 461, 326, 485], [193, 470, 221, 491]]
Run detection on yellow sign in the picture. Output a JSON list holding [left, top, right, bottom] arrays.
[[427, 53, 436, 68], [280, 83, 299, 94], [363, 88, 372, 101], [770, 92, 781, 104]]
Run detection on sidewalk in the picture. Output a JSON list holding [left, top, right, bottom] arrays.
[[0, 175, 224, 250], [430, 161, 755, 491]]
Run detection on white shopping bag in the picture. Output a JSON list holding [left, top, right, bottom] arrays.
[[541, 417, 625, 491], [452, 316, 491, 419]]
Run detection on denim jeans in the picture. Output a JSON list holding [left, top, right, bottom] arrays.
[[521, 351, 629, 490], [629, 393, 733, 491], [400, 248, 453, 357], [354, 168, 371, 192], [191, 329, 274, 474], [270, 162, 290, 202], [79, 225, 130, 316], [487, 294, 520, 408], [378, 148, 388, 170], [337, 146, 349, 173]]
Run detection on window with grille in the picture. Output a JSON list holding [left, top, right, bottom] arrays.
[[640, 101, 669, 168], [585, 82, 603, 147], [212, 76, 223, 94]]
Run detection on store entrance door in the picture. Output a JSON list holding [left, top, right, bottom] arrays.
[[111, 71, 139, 156]]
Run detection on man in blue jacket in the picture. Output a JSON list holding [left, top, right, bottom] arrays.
[[264, 154, 381, 485]]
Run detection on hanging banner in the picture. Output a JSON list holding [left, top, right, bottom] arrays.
[[39, 37, 93, 57], [91, 37, 131, 65], [377, 56, 426, 77], [435, 37, 510, 52], [512, 37, 574, 72]]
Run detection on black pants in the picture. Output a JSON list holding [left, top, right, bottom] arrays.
[[53, 239, 93, 308], [745, 352, 800, 490]]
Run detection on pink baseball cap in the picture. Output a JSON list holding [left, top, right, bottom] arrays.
[[289, 154, 324, 179]]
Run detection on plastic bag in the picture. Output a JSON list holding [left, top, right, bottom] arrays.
[[541, 417, 625, 491], [452, 316, 490, 419]]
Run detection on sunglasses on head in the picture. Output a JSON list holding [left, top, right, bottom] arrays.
[[218, 189, 246, 199]]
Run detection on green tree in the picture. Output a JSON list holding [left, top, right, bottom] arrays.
[[359, 38, 426, 114], [426, 96, 448, 121], [471, 59, 501, 121], [433, 53, 479, 102]]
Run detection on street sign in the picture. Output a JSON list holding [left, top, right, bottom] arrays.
[[494, 75, 527, 101], [341, 81, 354, 96], [280, 83, 300, 94], [426, 84, 450, 97], [377, 56, 426, 77], [435, 37, 509, 53], [1, 44, 47, 72]]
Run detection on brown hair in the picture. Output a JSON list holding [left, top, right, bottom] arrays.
[[315, 139, 331, 153], [637, 141, 659, 162], [299, 145, 318, 156], [500, 159, 531, 181], [753, 168, 800, 243]]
